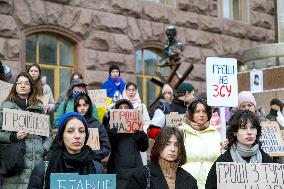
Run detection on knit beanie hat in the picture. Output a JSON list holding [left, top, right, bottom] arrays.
[[176, 83, 194, 94], [238, 91, 256, 108], [109, 65, 120, 76], [161, 84, 173, 95], [56, 112, 89, 145]]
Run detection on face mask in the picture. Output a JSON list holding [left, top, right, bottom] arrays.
[[72, 90, 86, 99]]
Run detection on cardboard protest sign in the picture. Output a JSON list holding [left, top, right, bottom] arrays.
[[206, 57, 238, 107], [109, 109, 142, 133], [50, 173, 116, 189], [217, 162, 284, 189], [86, 128, 100, 150], [0, 80, 12, 105], [260, 121, 284, 156], [165, 112, 186, 128], [2, 108, 50, 137], [88, 89, 108, 108]]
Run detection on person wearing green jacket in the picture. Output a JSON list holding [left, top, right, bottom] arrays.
[[0, 72, 52, 189], [54, 79, 98, 126]]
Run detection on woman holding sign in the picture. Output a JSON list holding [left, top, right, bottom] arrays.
[[28, 112, 104, 189], [74, 93, 111, 162], [127, 126, 198, 189], [180, 98, 221, 189], [106, 99, 149, 189], [205, 110, 274, 189], [0, 72, 53, 188]]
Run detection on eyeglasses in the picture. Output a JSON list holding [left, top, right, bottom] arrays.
[[16, 81, 30, 86]]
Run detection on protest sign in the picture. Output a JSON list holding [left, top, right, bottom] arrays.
[[0, 80, 12, 105], [206, 57, 238, 107], [2, 108, 50, 137], [50, 173, 116, 189], [165, 112, 186, 128], [260, 121, 284, 156], [250, 69, 263, 93], [217, 162, 284, 189], [86, 128, 100, 150], [88, 89, 108, 108], [109, 109, 142, 133], [206, 57, 238, 142]]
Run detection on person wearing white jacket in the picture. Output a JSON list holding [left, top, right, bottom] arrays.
[[123, 82, 150, 165]]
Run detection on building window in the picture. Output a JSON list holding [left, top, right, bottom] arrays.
[[144, 0, 175, 6], [25, 33, 74, 100], [136, 49, 169, 106], [219, 0, 248, 22]]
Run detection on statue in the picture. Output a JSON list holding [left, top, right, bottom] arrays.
[[159, 26, 184, 67]]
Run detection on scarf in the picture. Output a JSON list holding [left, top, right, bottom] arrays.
[[71, 90, 86, 99], [230, 143, 262, 163], [188, 120, 210, 131], [111, 76, 122, 84], [122, 89, 142, 109], [44, 145, 96, 189], [101, 76, 126, 98], [14, 94, 28, 110], [158, 158, 179, 189]]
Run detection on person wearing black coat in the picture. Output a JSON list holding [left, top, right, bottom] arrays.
[[74, 93, 111, 161], [126, 127, 197, 189], [205, 110, 274, 189], [106, 99, 149, 189], [27, 112, 104, 189]]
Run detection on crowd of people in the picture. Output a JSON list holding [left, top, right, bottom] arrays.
[[0, 61, 282, 189]]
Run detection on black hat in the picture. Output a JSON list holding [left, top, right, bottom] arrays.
[[270, 98, 283, 107], [114, 99, 133, 109], [109, 65, 120, 76]]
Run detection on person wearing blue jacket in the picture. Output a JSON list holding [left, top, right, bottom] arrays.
[[101, 65, 125, 102]]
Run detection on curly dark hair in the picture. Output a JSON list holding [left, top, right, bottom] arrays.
[[187, 98, 212, 122], [227, 109, 262, 149], [151, 127, 186, 166]]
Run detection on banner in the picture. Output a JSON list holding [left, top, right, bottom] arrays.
[[86, 128, 100, 150], [217, 162, 284, 189], [165, 112, 186, 128], [260, 121, 284, 156], [88, 89, 108, 108], [50, 173, 116, 189], [206, 57, 238, 107], [109, 109, 142, 133], [0, 80, 12, 105], [2, 108, 50, 137]]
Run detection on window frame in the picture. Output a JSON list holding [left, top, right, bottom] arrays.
[[25, 32, 75, 100], [136, 48, 168, 106], [219, 0, 249, 22]]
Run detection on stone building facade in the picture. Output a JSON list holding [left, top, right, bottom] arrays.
[[0, 0, 275, 104]]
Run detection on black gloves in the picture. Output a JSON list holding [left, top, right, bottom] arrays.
[[133, 130, 149, 152]]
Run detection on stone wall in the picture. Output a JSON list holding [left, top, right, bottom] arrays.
[[0, 0, 275, 93]]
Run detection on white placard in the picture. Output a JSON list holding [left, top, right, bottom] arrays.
[[206, 57, 238, 107], [250, 69, 263, 93]]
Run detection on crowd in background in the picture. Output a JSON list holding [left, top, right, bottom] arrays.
[[0, 60, 282, 189]]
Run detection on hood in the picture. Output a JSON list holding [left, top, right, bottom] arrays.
[[41, 75, 47, 85]]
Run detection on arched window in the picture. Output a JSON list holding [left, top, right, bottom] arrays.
[[136, 49, 169, 106], [25, 33, 74, 99]]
